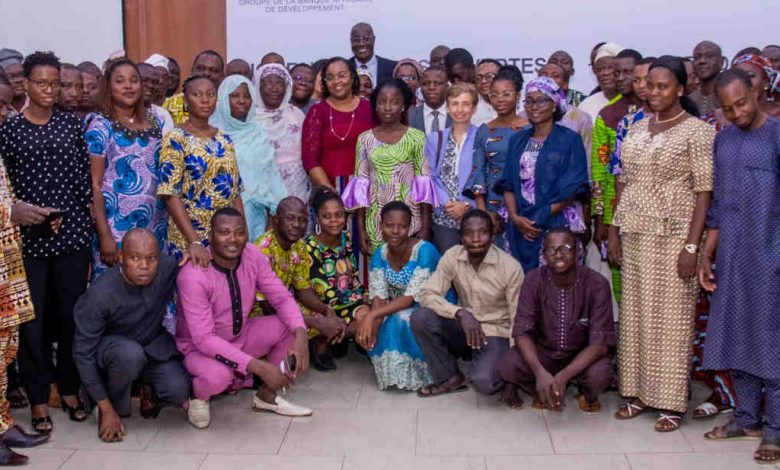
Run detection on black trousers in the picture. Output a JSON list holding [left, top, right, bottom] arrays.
[[18, 248, 90, 406], [96, 335, 190, 417]]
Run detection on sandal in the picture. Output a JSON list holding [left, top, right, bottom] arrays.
[[31, 416, 53, 434], [755, 436, 780, 465], [614, 399, 648, 420], [6, 387, 28, 409], [417, 378, 468, 398], [655, 413, 682, 432], [704, 418, 762, 441], [576, 394, 602, 414], [62, 400, 89, 422], [693, 401, 733, 420]]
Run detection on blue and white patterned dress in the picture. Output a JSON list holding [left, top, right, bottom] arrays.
[[85, 112, 168, 279], [367, 240, 440, 390]]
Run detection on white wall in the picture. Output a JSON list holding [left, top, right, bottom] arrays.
[[0, 0, 123, 67]]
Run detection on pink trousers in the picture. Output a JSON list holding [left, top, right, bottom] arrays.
[[183, 315, 293, 400]]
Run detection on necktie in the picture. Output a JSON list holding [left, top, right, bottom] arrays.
[[431, 110, 441, 133]]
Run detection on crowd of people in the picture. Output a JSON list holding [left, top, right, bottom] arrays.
[[0, 21, 777, 466]]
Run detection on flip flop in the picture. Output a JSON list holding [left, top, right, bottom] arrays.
[[704, 418, 761, 441], [417, 382, 468, 398]]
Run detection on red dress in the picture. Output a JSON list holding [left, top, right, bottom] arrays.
[[301, 98, 374, 186]]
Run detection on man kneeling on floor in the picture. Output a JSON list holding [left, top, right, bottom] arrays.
[[176, 208, 311, 429], [73, 228, 191, 442], [498, 228, 615, 412], [411, 209, 524, 397]]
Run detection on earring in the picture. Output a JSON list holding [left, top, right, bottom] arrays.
[[315, 223, 322, 235], [183, 103, 189, 113]]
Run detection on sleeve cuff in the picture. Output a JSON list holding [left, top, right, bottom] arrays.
[[342, 176, 370, 209], [411, 175, 439, 206]]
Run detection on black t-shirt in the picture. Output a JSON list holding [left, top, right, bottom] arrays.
[[0, 111, 93, 258]]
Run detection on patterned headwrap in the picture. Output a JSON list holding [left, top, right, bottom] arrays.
[[525, 76, 567, 113], [732, 53, 780, 95], [258, 63, 290, 82], [393, 58, 424, 80]]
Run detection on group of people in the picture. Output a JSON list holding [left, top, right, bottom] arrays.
[[0, 21, 777, 466]]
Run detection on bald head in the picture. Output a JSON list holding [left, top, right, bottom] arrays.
[[226, 58, 253, 80], [120, 229, 160, 286], [430, 45, 450, 69], [277, 196, 306, 216], [122, 228, 159, 253], [273, 197, 308, 245], [693, 40, 724, 82]]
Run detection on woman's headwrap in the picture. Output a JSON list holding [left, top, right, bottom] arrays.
[[525, 76, 567, 114], [733, 53, 780, 95]]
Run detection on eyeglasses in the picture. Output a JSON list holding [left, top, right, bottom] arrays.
[[523, 97, 553, 109], [397, 75, 418, 83], [543, 244, 575, 256], [488, 91, 516, 101], [30, 80, 61, 91], [292, 74, 312, 83], [475, 72, 497, 82], [325, 72, 351, 83]]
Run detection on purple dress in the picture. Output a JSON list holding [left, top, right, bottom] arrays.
[[702, 117, 780, 379]]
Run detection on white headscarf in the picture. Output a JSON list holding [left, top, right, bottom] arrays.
[[253, 63, 305, 166]]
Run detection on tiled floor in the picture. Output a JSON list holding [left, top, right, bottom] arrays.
[[11, 353, 777, 470]]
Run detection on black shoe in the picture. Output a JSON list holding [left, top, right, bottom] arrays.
[[1, 425, 50, 448], [139, 384, 161, 419], [330, 341, 349, 359], [313, 352, 337, 372], [30, 416, 52, 435], [0, 441, 27, 466], [62, 400, 88, 422]]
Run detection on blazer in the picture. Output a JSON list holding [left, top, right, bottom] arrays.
[[409, 104, 453, 134], [424, 125, 478, 208], [350, 55, 397, 86]]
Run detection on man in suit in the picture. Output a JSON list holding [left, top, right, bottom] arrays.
[[409, 66, 451, 134], [349, 22, 396, 88]]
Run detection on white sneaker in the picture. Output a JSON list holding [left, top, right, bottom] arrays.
[[252, 395, 313, 417], [187, 398, 211, 429]]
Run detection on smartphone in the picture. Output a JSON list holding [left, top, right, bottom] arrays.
[[28, 209, 67, 238]]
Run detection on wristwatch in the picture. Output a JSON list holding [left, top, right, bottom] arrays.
[[684, 244, 698, 254]]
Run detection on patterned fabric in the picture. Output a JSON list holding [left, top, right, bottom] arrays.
[[615, 117, 714, 413], [0, 160, 33, 329], [566, 88, 587, 108], [0, 111, 93, 259], [304, 233, 366, 320], [733, 54, 780, 95], [691, 291, 735, 408], [732, 370, 780, 437], [85, 112, 167, 278], [342, 128, 434, 253], [163, 93, 188, 126], [590, 95, 629, 223], [367, 240, 439, 390], [157, 128, 243, 260], [525, 76, 566, 114], [254, 230, 312, 294], [431, 135, 461, 229], [0, 327, 19, 434], [608, 108, 648, 177]]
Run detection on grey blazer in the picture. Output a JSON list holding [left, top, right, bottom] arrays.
[[408, 104, 452, 134]]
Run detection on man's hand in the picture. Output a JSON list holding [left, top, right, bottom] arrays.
[[316, 313, 347, 345], [247, 359, 291, 391], [289, 328, 310, 376], [699, 256, 717, 292], [549, 374, 567, 410], [511, 214, 541, 241], [10, 202, 50, 226], [97, 401, 126, 443], [456, 309, 486, 350], [535, 369, 556, 409]]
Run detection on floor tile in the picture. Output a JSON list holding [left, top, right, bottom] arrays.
[[417, 408, 552, 456], [14, 448, 74, 470], [144, 393, 291, 454], [59, 450, 204, 470], [679, 412, 762, 454], [487, 454, 631, 470], [357, 382, 477, 410], [199, 454, 343, 470], [343, 454, 486, 470], [544, 391, 694, 454], [627, 452, 775, 470], [279, 409, 416, 457], [289, 354, 368, 409]]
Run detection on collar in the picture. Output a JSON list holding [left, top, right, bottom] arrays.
[[210, 247, 244, 273], [424, 102, 446, 116], [456, 244, 500, 266], [356, 55, 378, 68]]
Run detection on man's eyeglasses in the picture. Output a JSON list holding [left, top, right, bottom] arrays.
[[543, 244, 575, 257], [475, 72, 497, 83], [30, 80, 61, 91]]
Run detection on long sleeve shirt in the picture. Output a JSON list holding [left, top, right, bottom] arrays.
[[175, 244, 305, 374], [73, 256, 179, 402], [420, 245, 523, 338]]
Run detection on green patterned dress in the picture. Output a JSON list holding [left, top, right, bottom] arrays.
[[342, 128, 436, 253]]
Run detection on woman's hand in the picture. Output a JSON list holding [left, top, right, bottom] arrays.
[[511, 214, 541, 241], [98, 234, 119, 267], [188, 241, 210, 270], [699, 255, 717, 292], [677, 249, 698, 280], [607, 226, 622, 266], [444, 201, 469, 222], [355, 311, 381, 351], [357, 227, 371, 257]]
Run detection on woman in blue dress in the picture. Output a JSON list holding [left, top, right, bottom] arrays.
[[355, 201, 440, 391]]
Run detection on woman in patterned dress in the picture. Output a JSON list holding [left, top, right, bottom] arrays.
[[157, 76, 243, 267], [609, 57, 714, 432], [355, 202, 440, 391], [87, 58, 168, 279], [342, 78, 436, 255]]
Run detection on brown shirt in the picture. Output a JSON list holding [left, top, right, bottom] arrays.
[[420, 245, 523, 338], [513, 266, 615, 358]]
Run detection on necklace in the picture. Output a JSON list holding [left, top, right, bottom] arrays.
[[328, 102, 356, 141], [655, 110, 687, 124]]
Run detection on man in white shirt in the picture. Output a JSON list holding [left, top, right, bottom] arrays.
[[349, 22, 396, 88], [578, 43, 623, 123], [138, 63, 174, 133], [471, 59, 501, 126], [409, 66, 451, 134]]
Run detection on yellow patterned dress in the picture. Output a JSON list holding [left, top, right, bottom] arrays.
[[342, 128, 435, 253], [157, 128, 242, 260], [613, 117, 714, 412], [0, 158, 34, 433]]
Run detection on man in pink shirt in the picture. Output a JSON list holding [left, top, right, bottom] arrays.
[[176, 208, 312, 429]]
